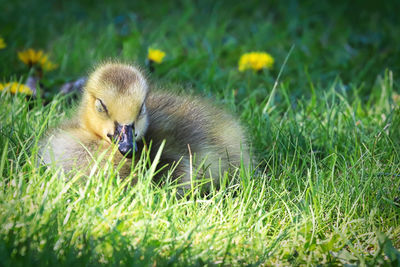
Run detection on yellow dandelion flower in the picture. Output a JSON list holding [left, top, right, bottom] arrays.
[[0, 82, 33, 95], [18, 49, 42, 65], [18, 49, 58, 71], [148, 48, 166, 64], [0, 37, 6, 50], [238, 52, 274, 72]]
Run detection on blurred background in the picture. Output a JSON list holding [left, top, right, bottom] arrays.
[[1, 0, 399, 98]]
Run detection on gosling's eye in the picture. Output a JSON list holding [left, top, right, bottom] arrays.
[[95, 99, 108, 114], [139, 103, 146, 115]]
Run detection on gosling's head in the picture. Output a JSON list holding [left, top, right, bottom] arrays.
[[81, 62, 149, 158]]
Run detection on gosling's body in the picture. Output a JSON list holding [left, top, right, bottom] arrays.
[[39, 63, 250, 189], [143, 91, 248, 186], [40, 119, 132, 176]]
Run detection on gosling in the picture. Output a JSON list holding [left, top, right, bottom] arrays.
[[39, 62, 250, 190]]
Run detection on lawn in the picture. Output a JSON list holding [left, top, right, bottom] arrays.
[[1, 0, 400, 265]]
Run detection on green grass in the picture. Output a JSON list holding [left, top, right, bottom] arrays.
[[1, 0, 400, 265]]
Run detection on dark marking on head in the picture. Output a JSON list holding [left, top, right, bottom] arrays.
[[100, 66, 138, 93]]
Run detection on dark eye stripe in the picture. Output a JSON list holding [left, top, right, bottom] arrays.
[[139, 102, 144, 114], [99, 99, 108, 114]]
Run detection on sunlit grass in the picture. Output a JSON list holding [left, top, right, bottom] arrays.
[[1, 69, 399, 265]]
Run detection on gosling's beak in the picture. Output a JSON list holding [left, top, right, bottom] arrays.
[[112, 123, 137, 158]]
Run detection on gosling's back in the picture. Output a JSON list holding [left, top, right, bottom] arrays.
[[141, 90, 250, 187]]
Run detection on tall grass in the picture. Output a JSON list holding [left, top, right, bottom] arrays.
[[1, 71, 399, 265]]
